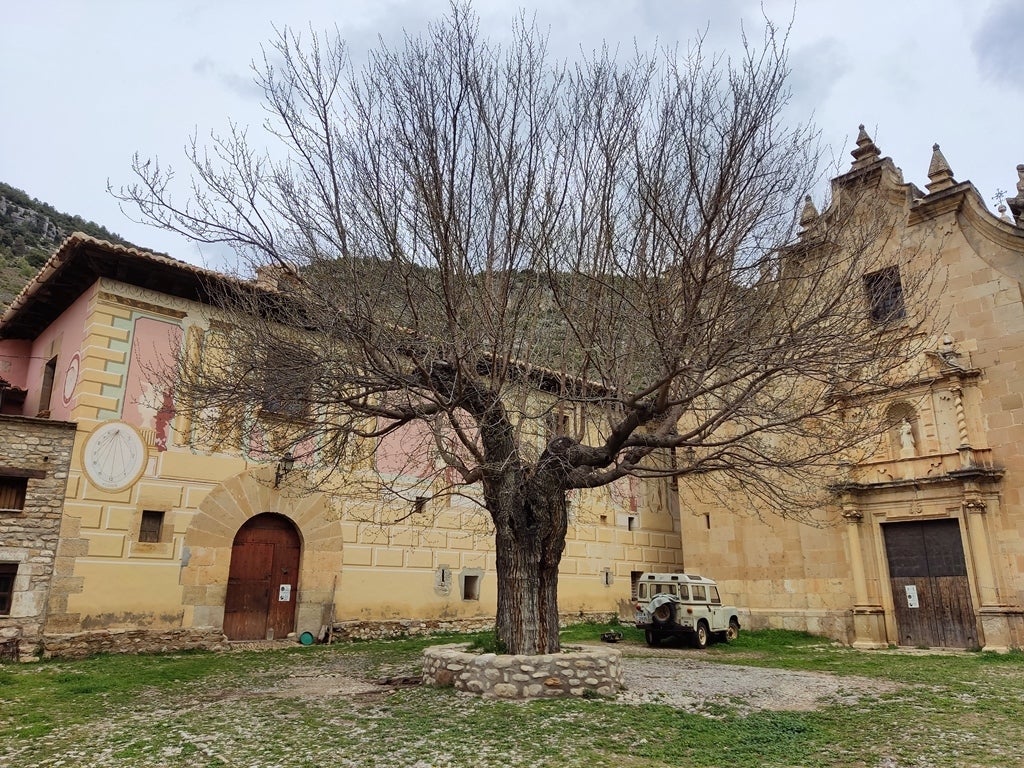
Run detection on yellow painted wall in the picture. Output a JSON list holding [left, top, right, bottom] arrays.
[[48, 278, 682, 639]]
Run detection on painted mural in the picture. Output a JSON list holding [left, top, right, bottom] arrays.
[[122, 316, 182, 450]]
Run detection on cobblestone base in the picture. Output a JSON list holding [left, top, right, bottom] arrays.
[[423, 643, 622, 699]]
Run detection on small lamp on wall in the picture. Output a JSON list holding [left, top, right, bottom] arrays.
[[274, 450, 295, 488]]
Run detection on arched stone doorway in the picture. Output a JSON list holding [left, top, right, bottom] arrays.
[[223, 513, 301, 640]]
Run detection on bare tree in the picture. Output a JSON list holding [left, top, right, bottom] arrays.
[[117, 5, 933, 654]]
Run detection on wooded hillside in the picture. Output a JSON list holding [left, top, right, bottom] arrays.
[[0, 182, 137, 308]]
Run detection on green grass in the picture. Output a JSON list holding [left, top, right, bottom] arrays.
[[1, 629, 1022, 767]]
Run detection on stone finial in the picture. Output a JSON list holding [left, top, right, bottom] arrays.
[[1007, 163, 1024, 225], [799, 194, 819, 229], [998, 203, 1013, 223], [925, 143, 956, 194], [850, 124, 881, 169]]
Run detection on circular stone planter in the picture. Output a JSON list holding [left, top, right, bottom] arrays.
[[422, 643, 622, 700]]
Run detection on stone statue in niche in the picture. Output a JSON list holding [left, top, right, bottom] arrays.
[[899, 418, 916, 458]]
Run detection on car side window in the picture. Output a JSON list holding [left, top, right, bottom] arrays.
[[677, 585, 690, 601], [710, 586, 721, 604], [691, 585, 707, 602]]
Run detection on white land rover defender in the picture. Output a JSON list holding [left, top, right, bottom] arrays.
[[634, 573, 740, 649]]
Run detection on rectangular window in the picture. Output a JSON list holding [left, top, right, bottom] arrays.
[[0, 477, 27, 512], [627, 515, 636, 531], [0, 563, 16, 615], [139, 510, 164, 543], [544, 409, 570, 440], [630, 571, 643, 601], [709, 586, 722, 605], [462, 574, 481, 601], [38, 356, 58, 417], [864, 266, 906, 323], [262, 342, 313, 418], [677, 585, 690, 601], [691, 585, 707, 602]]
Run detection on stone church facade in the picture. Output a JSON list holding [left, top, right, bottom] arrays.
[[680, 131, 1024, 651]]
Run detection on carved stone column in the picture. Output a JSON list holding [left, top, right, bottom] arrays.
[[949, 385, 975, 468], [963, 497, 998, 607], [843, 502, 887, 648], [843, 508, 868, 605], [962, 494, 1024, 650]]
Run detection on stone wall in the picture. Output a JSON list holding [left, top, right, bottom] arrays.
[[0, 415, 76, 661], [423, 643, 622, 699], [330, 612, 618, 642], [42, 627, 229, 660]]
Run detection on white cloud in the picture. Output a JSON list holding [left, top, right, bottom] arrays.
[[1, 0, 1021, 266], [972, 0, 1020, 91]]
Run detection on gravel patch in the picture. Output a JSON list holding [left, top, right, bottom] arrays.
[[616, 655, 898, 715]]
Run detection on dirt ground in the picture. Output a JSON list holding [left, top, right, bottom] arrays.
[[264, 642, 900, 716]]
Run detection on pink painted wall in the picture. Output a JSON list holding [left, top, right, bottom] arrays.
[[0, 340, 32, 389], [123, 317, 183, 450], [2, 286, 95, 419], [0, 339, 31, 414], [377, 419, 437, 477]]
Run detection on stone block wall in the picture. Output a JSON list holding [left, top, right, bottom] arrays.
[[330, 612, 618, 642], [0, 415, 76, 660], [42, 627, 228, 660]]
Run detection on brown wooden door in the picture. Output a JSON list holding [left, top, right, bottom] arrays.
[[883, 520, 976, 648], [223, 513, 301, 640]]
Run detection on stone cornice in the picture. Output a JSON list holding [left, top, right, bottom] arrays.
[[833, 465, 1004, 494]]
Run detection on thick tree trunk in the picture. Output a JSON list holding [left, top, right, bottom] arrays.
[[492, 487, 568, 655], [471, 393, 570, 656]]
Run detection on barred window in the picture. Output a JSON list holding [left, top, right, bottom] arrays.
[[864, 266, 906, 323]]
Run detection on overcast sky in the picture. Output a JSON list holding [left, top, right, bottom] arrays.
[[1, 0, 1020, 268]]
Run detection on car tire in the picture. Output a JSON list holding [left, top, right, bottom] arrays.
[[692, 620, 709, 649], [644, 629, 661, 647], [726, 619, 740, 643], [651, 603, 675, 625]]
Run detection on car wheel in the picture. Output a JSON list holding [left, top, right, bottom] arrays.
[[644, 629, 661, 647], [652, 603, 675, 624], [726, 619, 740, 643], [692, 620, 709, 649]]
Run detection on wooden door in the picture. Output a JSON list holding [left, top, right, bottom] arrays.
[[883, 520, 976, 648], [223, 513, 301, 640]]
